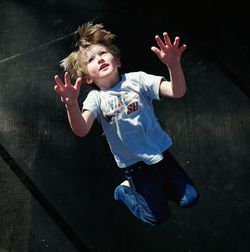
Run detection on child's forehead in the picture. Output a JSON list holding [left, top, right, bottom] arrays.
[[83, 44, 107, 56]]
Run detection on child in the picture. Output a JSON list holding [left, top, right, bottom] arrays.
[[54, 22, 199, 225]]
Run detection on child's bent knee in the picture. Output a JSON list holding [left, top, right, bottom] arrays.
[[179, 184, 199, 208]]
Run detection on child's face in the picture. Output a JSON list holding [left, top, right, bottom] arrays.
[[82, 44, 121, 89]]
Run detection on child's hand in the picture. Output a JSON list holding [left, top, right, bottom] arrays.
[[54, 72, 82, 106], [151, 32, 186, 67]]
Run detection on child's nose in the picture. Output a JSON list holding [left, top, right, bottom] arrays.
[[98, 57, 104, 64]]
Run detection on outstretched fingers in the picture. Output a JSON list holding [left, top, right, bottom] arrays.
[[54, 74, 64, 88], [173, 36, 180, 48], [179, 44, 187, 53], [173, 36, 187, 53], [74, 77, 82, 92], [154, 32, 177, 51], [54, 75, 65, 95], [151, 45, 160, 55], [64, 71, 72, 87], [154, 35, 166, 50], [163, 32, 172, 47]]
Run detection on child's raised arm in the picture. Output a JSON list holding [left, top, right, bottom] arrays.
[[151, 32, 187, 98], [54, 72, 95, 137]]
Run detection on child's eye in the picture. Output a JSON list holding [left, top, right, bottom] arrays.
[[88, 57, 94, 63], [100, 51, 107, 55]]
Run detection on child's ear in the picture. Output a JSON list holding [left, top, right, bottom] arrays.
[[83, 76, 93, 84], [116, 58, 122, 68]]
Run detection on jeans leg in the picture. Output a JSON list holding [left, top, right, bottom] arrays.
[[131, 167, 170, 224], [160, 151, 199, 208], [114, 184, 159, 225], [114, 166, 170, 225]]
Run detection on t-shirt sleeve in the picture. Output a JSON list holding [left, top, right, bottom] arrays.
[[82, 90, 99, 119], [138, 71, 165, 101]]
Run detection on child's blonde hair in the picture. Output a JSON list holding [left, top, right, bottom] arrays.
[[60, 22, 121, 80]]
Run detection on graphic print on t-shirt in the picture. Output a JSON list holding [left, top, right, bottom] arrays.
[[103, 92, 139, 123]]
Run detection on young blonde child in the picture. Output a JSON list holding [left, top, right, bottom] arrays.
[[54, 22, 199, 225]]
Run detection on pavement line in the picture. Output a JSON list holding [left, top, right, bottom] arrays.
[[0, 141, 91, 252], [0, 31, 76, 64]]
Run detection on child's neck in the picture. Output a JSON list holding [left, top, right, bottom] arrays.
[[98, 72, 121, 90]]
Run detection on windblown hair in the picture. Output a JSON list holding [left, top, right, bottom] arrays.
[[60, 22, 121, 80]]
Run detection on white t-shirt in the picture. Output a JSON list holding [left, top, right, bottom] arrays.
[[82, 71, 172, 168]]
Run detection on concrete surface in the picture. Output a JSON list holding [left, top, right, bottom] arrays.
[[0, 0, 249, 251]]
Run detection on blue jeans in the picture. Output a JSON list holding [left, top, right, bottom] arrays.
[[114, 150, 199, 225]]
